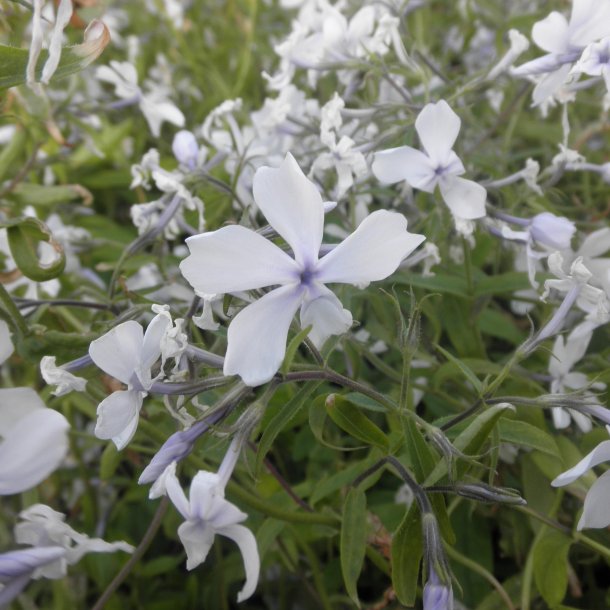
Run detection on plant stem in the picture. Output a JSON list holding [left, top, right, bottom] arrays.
[[91, 497, 169, 610]]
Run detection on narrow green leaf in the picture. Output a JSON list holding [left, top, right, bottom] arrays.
[[340, 487, 367, 607], [474, 271, 531, 297], [100, 442, 121, 480], [281, 324, 312, 374], [533, 529, 571, 608], [8, 182, 92, 207], [498, 419, 559, 457], [3, 217, 66, 281], [326, 394, 390, 452], [256, 382, 321, 476], [425, 404, 514, 485], [391, 505, 423, 606], [435, 344, 484, 395]]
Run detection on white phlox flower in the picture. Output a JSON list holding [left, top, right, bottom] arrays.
[[552, 429, 610, 529], [372, 100, 487, 224], [572, 37, 610, 90], [40, 356, 87, 396], [574, 227, 610, 298], [548, 326, 605, 431], [0, 388, 69, 495], [180, 152, 425, 386], [96, 60, 185, 137], [88, 309, 172, 449], [543, 253, 609, 325], [15, 504, 133, 579], [499, 212, 576, 287], [512, 0, 610, 104], [152, 439, 259, 602]]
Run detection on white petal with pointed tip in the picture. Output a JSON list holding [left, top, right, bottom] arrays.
[[315, 210, 425, 287], [300, 291, 352, 348], [178, 520, 216, 570], [220, 524, 260, 603], [94, 390, 143, 450], [223, 284, 304, 386], [415, 100, 461, 166], [552, 439, 610, 486], [578, 470, 610, 529], [181, 225, 299, 295], [89, 321, 143, 385], [253, 153, 324, 267], [439, 176, 487, 220], [372, 146, 437, 191]]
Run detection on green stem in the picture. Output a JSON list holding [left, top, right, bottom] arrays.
[[445, 545, 515, 610], [91, 497, 169, 610]]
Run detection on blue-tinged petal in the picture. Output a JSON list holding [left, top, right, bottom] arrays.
[[181, 225, 299, 296], [252, 153, 324, 267], [315, 210, 425, 288], [224, 284, 304, 386], [220, 523, 260, 602]]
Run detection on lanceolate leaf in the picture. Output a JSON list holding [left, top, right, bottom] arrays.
[[392, 505, 423, 607], [340, 487, 367, 607]]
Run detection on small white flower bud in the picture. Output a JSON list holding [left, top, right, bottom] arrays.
[[529, 212, 576, 250], [172, 130, 199, 169]]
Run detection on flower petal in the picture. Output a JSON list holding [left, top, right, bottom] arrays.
[[252, 153, 324, 267], [220, 523, 260, 603], [372, 146, 437, 192], [0, 408, 69, 495], [224, 285, 304, 386], [178, 520, 216, 570], [315, 210, 425, 287], [578, 470, 610, 530], [161, 462, 191, 519], [181, 225, 299, 296], [89, 321, 143, 385], [439, 176, 487, 220], [138, 311, 172, 387], [94, 390, 143, 450], [415, 100, 461, 166], [532, 12, 570, 53], [552, 439, 610, 486], [300, 289, 353, 348]]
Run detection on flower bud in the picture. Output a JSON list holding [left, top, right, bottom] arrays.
[[172, 130, 199, 169], [529, 212, 575, 250], [423, 568, 454, 610]]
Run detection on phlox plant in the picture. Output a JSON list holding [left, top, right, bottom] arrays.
[[1, 0, 610, 609]]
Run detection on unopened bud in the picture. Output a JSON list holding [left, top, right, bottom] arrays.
[[172, 130, 199, 170]]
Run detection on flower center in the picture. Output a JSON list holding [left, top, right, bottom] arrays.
[[299, 266, 316, 286]]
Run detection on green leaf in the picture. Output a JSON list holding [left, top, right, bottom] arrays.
[[435, 344, 484, 395], [340, 487, 367, 607], [256, 382, 321, 476], [533, 529, 571, 608], [425, 404, 514, 486], [326, 394, 390, 452], [474, 271, 530, 296], [0, 21, 110, 89], [391, 505, 423, 606], [403, 419, 455, 544], [498, 419, 559, 457], [100, 442, 121, 480], [281, 324, 312, 374], [2, 217, 66, 281], [8, 182, 92, 207], [393, 273, 469, 297]]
